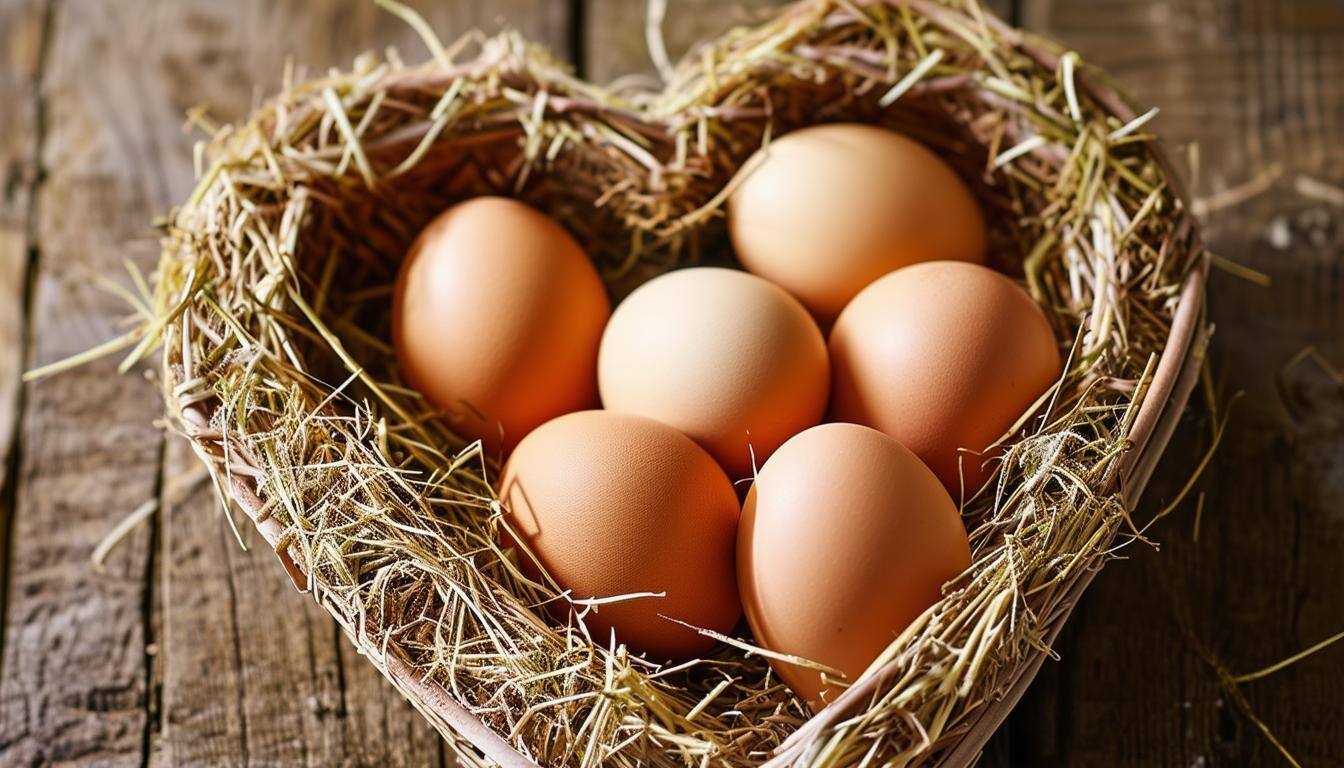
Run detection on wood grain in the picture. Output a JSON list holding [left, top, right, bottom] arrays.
[[997, 1, 1344, 765], [583, 1, 1017, 85], [0, 0, 165, 761], [0, 0, 44, 543], [0, 0, 44, 755], [584, 0, 787, 84]]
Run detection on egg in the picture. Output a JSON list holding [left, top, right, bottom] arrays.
[[598, 267, 829, 479], [392, 197, 610, 452], [728, 123, 988, 323], [738, 423, 970, 709], [499, 410, 741, 660], [829, 261, 1061, 495]]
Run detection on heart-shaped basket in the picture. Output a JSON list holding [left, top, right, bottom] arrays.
[[148, 0, 1209, 765]]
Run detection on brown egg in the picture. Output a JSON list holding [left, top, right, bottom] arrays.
[[829, 261, 1061, 495], [738, 423, 970, 709], [728, 123, 987, 323], [598, 267, 829, 480], [499, 410, 741, 660], [392, 197, 610, 453]]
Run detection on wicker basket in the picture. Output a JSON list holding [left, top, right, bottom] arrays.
[[152, 0, 1210, 765]]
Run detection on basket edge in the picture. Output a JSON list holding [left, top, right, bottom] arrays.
[[933, 266, 1211, 768]]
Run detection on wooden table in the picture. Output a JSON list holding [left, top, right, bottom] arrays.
[[1, 1, 1341, 765]]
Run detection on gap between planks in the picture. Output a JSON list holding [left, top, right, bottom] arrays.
[[0, 0, 59, 693]]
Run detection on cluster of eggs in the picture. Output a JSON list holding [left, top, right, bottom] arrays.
[[393, 124, 1061, 710]]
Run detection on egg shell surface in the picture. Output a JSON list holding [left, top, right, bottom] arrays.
[[828, 261, 1061, 495], [737, 422, 971, 709], [728, 123, 988, 323], [392, 196, 610, 453], [598, 267, 829, 480], [500, 410, 742, 660]]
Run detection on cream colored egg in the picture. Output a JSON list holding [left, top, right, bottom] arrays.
[[729, 123, 987, 323], [597, 267, 829, 479]]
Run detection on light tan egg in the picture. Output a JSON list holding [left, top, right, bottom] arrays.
[[829, 261, 1062, 495], [737, 423, 971, 710], [598, 267, 829, 480], [728, 123, 988, 323], [500, 410, 741, 661], [392, 197, 610, 453]]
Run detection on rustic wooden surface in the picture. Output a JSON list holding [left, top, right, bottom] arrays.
[[1, 1, 1341, 766]]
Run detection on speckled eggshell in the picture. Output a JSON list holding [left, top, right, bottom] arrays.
[[728, 123, 988, 324], [392, 197, 610, 453], [737, 422, 971, 710], [829, 261, 1062, 495], [597, 267, 829, 480], [499, 410, 741, 661]]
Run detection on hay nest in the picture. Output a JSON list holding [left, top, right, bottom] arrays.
[[134, 0, 1207, 764]]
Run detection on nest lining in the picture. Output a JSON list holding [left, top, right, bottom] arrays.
[[139, 0, 1204, 765]]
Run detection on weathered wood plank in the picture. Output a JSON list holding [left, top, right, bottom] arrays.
[[0, 0, 167, 762], [584, 0, 787, 84], [0, 0, 44, 535], [0, 242, 23, 496], [0, 0, 46, 755], [1002, 0, 1344, 765], [156, 438, 246, 767], [335, 633, 451, 767], [142, 2, 573, 766], [583, 0, 1015, 85]]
